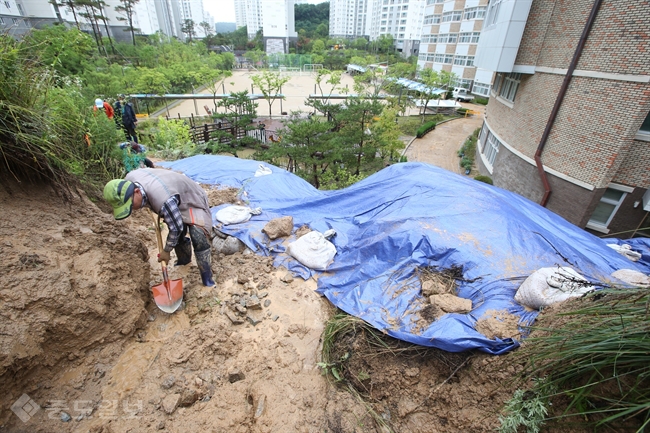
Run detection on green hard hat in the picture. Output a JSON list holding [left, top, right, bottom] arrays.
[[103, 179, 135, 220]]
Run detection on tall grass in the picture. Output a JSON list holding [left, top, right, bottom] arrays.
[[0, 35, 123, 197], [515, 289, 650, 431]]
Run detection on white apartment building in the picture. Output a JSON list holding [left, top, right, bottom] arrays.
[[0, 0, 200, 41], [179, 0, 209, 37], [368, 0, 426, 58], [234, 0, 247, 28], [234, 0, 296, 52], [329, 0, 372, 39], [417, 0, 492, 96]]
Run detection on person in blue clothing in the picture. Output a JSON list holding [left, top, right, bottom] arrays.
[[121, 96, 139, 143]]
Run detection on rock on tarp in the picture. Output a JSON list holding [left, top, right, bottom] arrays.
[[160, 156, 650, 354]]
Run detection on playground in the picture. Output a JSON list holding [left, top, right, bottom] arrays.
[[157, 69, 357, 123]]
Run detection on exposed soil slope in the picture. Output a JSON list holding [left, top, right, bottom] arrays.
[[0, 179, 604, 433]]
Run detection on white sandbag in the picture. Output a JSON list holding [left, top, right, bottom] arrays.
[[215, 205, 262, 225], [212, 236, 246, 255], [254, 164, 273, 177], [286, 230, 336, 270], [514, 267, 594, 310], [607, 243, 642, 261], [611, 269, 650, 287]]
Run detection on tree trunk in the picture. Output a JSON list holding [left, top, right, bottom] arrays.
[[99, 4, 115, 56]]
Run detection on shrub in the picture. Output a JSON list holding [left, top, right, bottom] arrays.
[[416, 120, 436, 138], [456, 107, 469, 115], [474, 97, 489, 105], [460, 157, 472, 169], [474, 175, 493, 185]]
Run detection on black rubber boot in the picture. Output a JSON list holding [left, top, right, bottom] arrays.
[[174, 237, 192, 266], [195, 249, 215, 287]]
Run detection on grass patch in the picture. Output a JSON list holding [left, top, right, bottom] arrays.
[[507, 288, 650, 432], [320, 310, 472, 432], [457, 127, 481, 174]]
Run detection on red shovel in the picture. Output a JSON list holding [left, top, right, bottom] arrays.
[[150, 212, 183, 313]]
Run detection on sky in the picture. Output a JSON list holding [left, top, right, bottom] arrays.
[[205, 0, 328, 24]]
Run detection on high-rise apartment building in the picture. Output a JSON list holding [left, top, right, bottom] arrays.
[[0, 0, 204, 42], [234, 0, 297, 53], [373, 0, 425, 57], [474, 0, 650, 237], [417, 0, 492, 96], [329, 0, 372, 39], [234, 0, 247, 29]]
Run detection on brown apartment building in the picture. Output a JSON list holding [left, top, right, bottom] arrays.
[[474, 0, 650, 238]]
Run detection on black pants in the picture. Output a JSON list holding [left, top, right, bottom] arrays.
[[124, 125, 138, 143]]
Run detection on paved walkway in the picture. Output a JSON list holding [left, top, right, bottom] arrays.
[[403, 103, 485, 175]]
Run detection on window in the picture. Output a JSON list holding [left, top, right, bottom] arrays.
[[473, 82, 490, 96], [0, 17, 4, 24], [442, 10, 462, 22], [485, 0, 502, 27], [480, 128, 501, 166], [463, 6, 486, 20], [637, 111, 650, 141], [588, 187, 628, 231], [471, 32, 480, 43], [434, 54, 453, 64], [4, 1, 10, 8], [492, 74, 503, 95], [459, 32, 471, 43], [499, 73, 521, 102], [453, 56, 466, 65]]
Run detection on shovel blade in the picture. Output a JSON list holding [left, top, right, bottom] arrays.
[[152, 279, 183, 314]]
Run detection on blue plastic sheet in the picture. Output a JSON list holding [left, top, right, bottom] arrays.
[[160, 156, 650, 354]]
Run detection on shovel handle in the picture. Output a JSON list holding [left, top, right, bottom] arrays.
[[150, 210, 165, 255], [150, 210, 173, 301]]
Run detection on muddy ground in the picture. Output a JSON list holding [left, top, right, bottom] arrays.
[[0, 178, 601, 433]]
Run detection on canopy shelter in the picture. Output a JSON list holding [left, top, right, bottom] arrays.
[[387, 77, 447, 97], [346, 64, 367, 74]]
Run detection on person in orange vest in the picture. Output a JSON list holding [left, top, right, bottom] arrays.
[[94, 98, 114, 119]]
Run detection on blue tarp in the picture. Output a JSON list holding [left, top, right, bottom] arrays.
[[160, 156, 650, 354]]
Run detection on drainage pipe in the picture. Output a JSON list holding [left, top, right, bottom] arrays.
[[535, 0, 603, 207]]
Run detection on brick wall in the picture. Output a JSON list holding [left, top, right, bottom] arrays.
[[476, 137, 597, 225], [515, 0, 650, 75], [514, 0, 557, 66], [485, 74, 650, 188], [613, 139, 650, 187], [578, 0, 650, 75]]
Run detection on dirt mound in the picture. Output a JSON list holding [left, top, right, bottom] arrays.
[[0, 179, 599, 433], [0, 181, 150, 425]]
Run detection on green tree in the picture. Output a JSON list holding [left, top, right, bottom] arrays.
[[369, 106, 403, 162], [23, 26, 94, 76], [199, 21, 213, 38], [295, 2, 329, 37], [76, 0, 106, 55], [211, 91, 259, 156], [115, 0, 140, 47], [351, 37, 368, 50], [313, 69, 343, 105], [259, 116, 335, 188], [244, 49, 266, 67], [181, 19, 196, 42], [251, 71, 290, 117], [49, 0, 80, 29], [196, 67, 232, 112], [311, 39, 325, 54]]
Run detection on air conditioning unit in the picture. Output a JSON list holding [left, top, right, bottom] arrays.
[[642, 188, 650, 211]]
